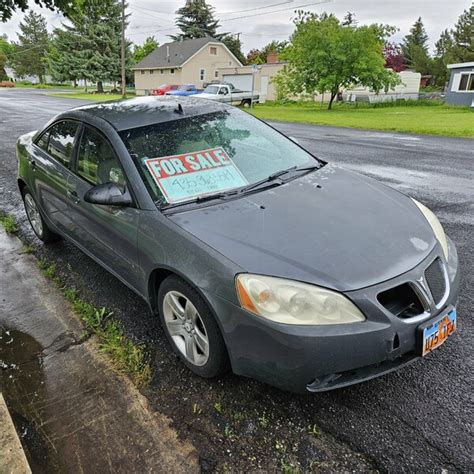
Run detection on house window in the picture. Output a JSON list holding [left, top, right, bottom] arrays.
[[458, 73, 474, 91], [141, 70, 145, 75], [210, 46, 217, 55], [214, 70, 219, 78], [160, 70, 164, 75], [150, 70, 154, 75], [200, 69, 205, 81], [170, 68, 175, 74]]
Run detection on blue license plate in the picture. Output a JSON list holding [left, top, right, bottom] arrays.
[[421, 308, 456, 356]]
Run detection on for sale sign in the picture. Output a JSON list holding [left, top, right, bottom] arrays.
[[144, 147, 248, 203]]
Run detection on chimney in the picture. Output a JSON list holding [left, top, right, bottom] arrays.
[[266, 51, 279, 64], [166, 45, 170, 62]]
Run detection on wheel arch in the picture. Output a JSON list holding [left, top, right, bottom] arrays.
[[147, 265, 232, 357]]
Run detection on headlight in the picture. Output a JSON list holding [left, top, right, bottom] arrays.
[[412, 199, 448, 260], [236, 274, 366, 325]]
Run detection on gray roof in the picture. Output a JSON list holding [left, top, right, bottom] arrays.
[[133, 37, 220, 69]]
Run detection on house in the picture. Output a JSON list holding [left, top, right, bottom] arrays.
[[345, 70, 422, 102], [132, 37, 242, 96], [217, 53, 287, 102], [446, 62, 474, 106]]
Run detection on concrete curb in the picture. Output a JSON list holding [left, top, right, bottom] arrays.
[[0, 392, 31, 474]]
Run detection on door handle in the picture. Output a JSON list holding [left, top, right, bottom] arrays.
[[67, 189, 80, 204], [28, 159, 36, 170]]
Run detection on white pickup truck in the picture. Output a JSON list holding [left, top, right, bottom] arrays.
[[196, 83, 259, 107]]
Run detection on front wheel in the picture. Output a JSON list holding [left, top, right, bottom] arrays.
[[22, 187, 60, 243], [158, 276, 229, 378]]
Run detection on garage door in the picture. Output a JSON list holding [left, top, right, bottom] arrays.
[[222, 74, 253, 91]]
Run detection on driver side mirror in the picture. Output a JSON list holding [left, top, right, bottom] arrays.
[[84, 182, 133, 207]]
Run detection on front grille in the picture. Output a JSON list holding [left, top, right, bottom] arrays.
[[377, 283, 424, 318], [425, 258, 446, 305]]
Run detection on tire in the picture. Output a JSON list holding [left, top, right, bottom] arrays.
[[158, 275, 229, 378], [241, 99, 251, 108], [22, 187, 60, 243]]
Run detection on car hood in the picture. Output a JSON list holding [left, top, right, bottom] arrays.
[[168, 166, 437, 291]]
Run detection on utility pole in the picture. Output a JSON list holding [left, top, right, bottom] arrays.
[[121, 0, 126, 98]]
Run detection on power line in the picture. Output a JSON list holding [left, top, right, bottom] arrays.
[[220, 0, 331, 22], [127, 0, 331, 37]]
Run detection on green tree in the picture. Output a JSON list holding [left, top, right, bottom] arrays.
[[432, 29, 455, 86], [246, 40, 287, 64], [0, 0, 79, 22], [48, 0, 124, 92], [276, 12, 400, 109], [48, 27, 84, 85], [11, 11, 50, 83], [401, 17, 431, 73], [0, 35, 14, 79], [171, 0, 224, 40], [450, 5, 474, 63], [133, 36, 159, 64], [221, 34, 245, 64]]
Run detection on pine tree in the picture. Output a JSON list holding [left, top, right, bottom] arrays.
[[48, 0, 124, 92], [171, 0, 223, 40], [401, 17, 431, 73], [451, 5, 474, 62], [11, 11, 50, 83], [432, 29, 455, 86]]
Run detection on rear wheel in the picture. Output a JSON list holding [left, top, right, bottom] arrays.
[[241, 99, 251, 108], [158, 275, 229, 378], [22, 187, 60, 243]]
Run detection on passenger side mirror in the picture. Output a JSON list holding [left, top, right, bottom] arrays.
[[84, 182, 133, 207]]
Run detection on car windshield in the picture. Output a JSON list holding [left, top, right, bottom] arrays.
[[120, 108, 319, 207], [204, 86, 219, 94], [178, 85, 192, 91]]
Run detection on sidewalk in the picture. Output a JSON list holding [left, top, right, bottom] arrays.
[[0, 228, 198, 472]]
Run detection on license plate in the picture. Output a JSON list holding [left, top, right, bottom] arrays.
[[419, 308, 457, 356]]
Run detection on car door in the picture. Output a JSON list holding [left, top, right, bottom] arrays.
[[30, 120, 80, 234], [65, 124, 141, 290]]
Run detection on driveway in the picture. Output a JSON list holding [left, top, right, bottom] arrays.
[[1, 88, 472, 471]]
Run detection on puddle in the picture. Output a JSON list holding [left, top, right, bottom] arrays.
[[0, 327, 60, 472]]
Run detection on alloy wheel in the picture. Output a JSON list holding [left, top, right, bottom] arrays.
[[163, 290, 210, 366], [24, 193, 43, 238]]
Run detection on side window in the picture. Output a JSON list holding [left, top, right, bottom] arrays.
[[36, 130, 50, 152], [47, 121, 79, 166], [77, 126, 126, 191]]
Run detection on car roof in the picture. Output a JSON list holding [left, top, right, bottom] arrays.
[[62, 96, 229, 132]]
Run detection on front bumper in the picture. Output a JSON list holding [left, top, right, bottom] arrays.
[[205, 241, 460, 394]]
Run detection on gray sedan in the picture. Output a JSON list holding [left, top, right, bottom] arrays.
[[16, 96, 460, 393]]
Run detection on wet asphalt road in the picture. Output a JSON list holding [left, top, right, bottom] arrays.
[[1, 89, 473, 472]]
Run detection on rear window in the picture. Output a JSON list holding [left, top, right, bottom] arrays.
[[119, 108, 316, 206]]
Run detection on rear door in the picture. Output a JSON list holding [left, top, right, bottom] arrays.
[[65, 124, 141, 290], [31, 120, 81, 234]]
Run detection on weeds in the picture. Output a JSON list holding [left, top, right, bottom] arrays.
[[307, 424, 321, 436], [214, 401, 223, 414], [0, 212, 18, 234], [38, 259, 152, 387], [19, 245, 34, 254]]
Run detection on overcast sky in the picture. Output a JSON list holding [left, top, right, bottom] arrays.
[[0, 0, 471, 54]]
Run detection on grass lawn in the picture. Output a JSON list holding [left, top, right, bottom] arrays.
[[49, 92, 134, 101], [250, 102, 474, 138]]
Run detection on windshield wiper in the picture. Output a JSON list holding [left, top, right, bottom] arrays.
[[161, 189, 239, 211], [238, 166, 298, 194]]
